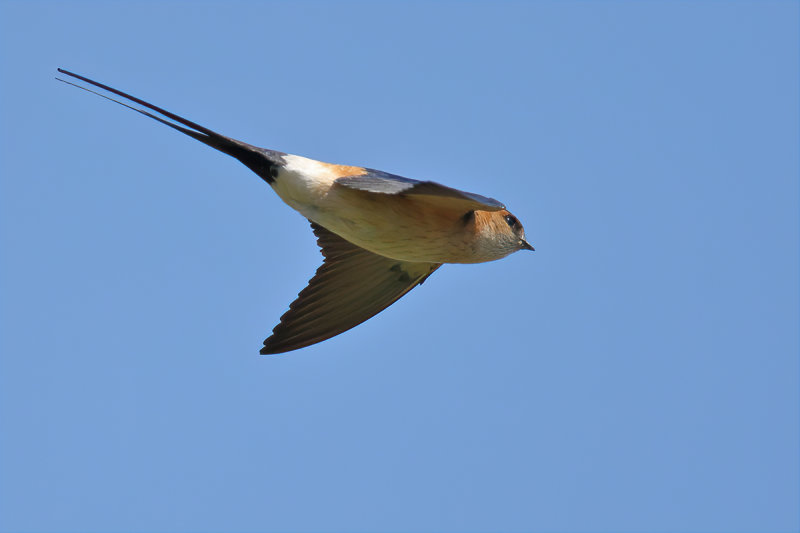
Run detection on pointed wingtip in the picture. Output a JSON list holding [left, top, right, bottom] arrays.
[[260, 339, 298, 355], [260, 343, 280, 355]]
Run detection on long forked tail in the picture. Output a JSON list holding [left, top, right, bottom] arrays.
[[56, 68, 284, 183]]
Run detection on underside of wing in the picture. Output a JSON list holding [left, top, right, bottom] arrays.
[[261, 222, 441, 354], [335, 168, 505, 212]]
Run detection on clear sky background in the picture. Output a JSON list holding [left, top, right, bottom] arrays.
[[0, 1, 797, 532]]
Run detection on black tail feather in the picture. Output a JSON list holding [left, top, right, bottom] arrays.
[[56, 68, 284, 183]]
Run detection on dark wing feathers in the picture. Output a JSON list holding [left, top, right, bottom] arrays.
[[335, 170, 418, 194], [336, 169, 505, 212], [261, 222, 440, 354]]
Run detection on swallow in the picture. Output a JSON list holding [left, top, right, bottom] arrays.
[[56, 68, 534, 354]]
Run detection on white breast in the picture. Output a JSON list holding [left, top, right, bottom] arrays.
[[271, 154, 338, 211]]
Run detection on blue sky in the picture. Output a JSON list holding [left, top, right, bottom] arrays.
[[1, 1, 797, 531]]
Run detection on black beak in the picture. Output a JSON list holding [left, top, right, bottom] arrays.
[[520, 239, 535, 251]]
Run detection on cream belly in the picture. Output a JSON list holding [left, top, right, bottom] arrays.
[[271, 156, 468, 263], [271, 154, 516, 264]]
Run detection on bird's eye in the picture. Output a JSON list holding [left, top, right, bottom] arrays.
[[504, 214, 518, 228]]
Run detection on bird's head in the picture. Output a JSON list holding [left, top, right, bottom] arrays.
[[467, 209, 534, 262]]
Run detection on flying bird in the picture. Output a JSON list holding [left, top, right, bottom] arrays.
[[56, 68, 534, 354]]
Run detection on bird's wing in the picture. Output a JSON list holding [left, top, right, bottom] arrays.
[[335, 169, 505, 212], [261, 222, 440, 354]]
